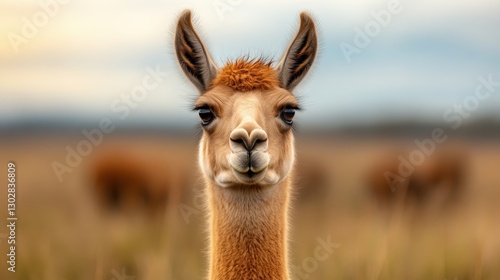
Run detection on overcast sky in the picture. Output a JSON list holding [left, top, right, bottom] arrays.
[[1, 0, 499, 127]]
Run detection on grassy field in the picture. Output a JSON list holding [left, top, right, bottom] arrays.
[[0, 134, 499, 280]]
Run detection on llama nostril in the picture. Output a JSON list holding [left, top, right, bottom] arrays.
[[230, 138, 244, 143], [231, 137, 267, 151], [248, 138, 267, 151], [231, 137, 252, 151], [230, 138, 246, 147]]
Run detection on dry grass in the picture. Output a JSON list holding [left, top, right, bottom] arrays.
[[0, 135, 499, 280]]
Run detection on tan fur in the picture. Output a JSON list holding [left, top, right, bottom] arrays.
[[207, 179, 292, 280], [174, 10, 318, 280]]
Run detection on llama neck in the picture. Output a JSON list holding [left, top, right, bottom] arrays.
[[207, 179, 291, 280]]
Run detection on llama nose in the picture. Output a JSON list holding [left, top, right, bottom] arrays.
[[230, 126, 268, 152]]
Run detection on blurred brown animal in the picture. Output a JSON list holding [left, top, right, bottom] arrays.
[[367, 150, 466, 207], [294, 153, 330, 203], [90, 151, 186, 217]]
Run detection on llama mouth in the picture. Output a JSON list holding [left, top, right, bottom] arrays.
[[232, 167, 267, 183], [234, 169, 263, 177], [230, 160, 267, 175], [242, 170, 258, 177]]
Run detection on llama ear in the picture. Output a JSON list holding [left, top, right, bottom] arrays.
[[277, 12, 318, 91], [175, 10, 218, 93]]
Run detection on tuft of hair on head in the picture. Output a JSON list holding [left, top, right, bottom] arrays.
[[212, 58, 279, 92]]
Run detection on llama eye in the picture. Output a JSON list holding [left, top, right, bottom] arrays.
[[198, 107, 215, 126], [280, 107, 296, 125]]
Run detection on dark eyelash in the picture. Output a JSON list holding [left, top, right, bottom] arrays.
[[193, 104, 210, 111], [283, 104, 301, 110]]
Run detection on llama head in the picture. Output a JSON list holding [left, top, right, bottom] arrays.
[[175, 10, 317, 188]]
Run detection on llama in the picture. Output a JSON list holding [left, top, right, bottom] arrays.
[[91, 151, 184, 217], [174, 10, 318, 279], [367, 150, 466, 208], [294, 152, 330, 204]]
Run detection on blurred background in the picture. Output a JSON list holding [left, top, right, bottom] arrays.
[[0, 0, 499, 279]]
